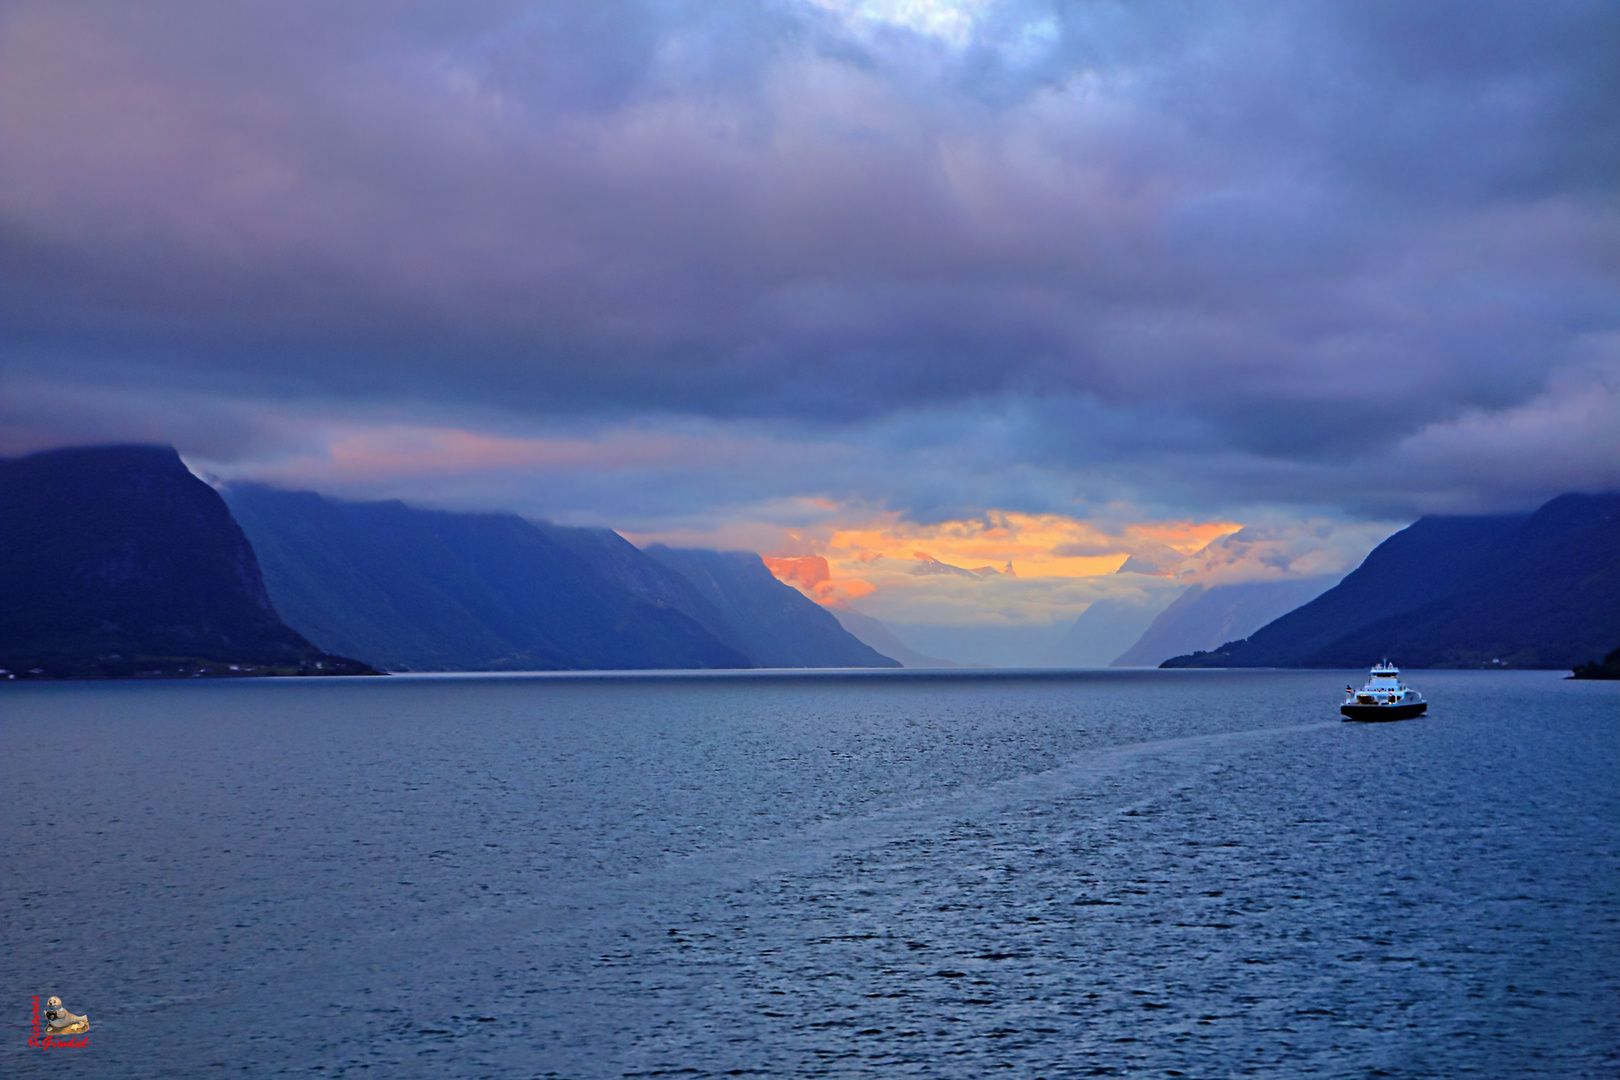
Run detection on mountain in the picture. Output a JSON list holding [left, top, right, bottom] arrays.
[[1161, 514, 1524, 667], [1302, 493, 1620, 669], [532, 522, 760, 660], [642, 545, 900, 668], [225, 485, 893, 671], [909, 553, 1015, 578], [0, 446, 374, 678], [224, 485, 750, 671], [1163, 493, 1620, 669], [1110, 576, 1338, 667], [1571, 645, 1620, 680], [1042, 597, 1172, 668], [830, 608, 963, 668]]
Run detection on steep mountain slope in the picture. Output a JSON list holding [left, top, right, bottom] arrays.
[[1163, 494, 1620, 669], [1111, 576, 1337, 667], [642, 546, 899, 668], [225, 485, 750, 671], [0, 446, 372, 677], [532, 523, 756, 659], [1301, 493, 1620, 669], [1162, 514, 1525, 667]]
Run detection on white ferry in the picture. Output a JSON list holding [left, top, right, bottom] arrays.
[[1341, 661, 1426, 721]]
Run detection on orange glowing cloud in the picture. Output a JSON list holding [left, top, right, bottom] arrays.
[[816, 511, 1240, 582], [762, 509, 1245, 608], [763, 554, 832, 590], [762, 554, 875, 608]]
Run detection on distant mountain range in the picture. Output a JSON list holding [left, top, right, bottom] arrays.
[[1163, 493, 1620, 669], [1030, 576, 1339, 669], [640, 546, 898, 669], [225, 484, 895, 672], [0, 446, 375, 678], [1042, 597, 1169, 668], [7, 445, 1614, 677], [1110, 577, 1339, 668], [224, 485, 749, 671], [829, 608, 965, 668]]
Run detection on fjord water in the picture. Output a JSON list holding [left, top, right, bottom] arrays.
[[4, 671, 1616, 1078]]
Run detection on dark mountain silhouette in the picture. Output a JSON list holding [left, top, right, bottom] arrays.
[[1163, 494, 1620, 669], [1570, 645, 1620, 680], [1162, 515, 1522, 668], [1302, 493, 1620, 669], [0, 446, 375, 678], [642, 545, 900, 668], [1110, 576, 1338, 667], [224, 485, 750, 672]]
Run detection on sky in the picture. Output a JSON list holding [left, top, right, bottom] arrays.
[[3, 1, 1617, 655]]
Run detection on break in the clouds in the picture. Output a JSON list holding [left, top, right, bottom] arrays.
[[3, 1, 1618, 569]]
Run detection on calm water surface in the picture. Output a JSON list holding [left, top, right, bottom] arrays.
[[3, 669, 1617, 1078]]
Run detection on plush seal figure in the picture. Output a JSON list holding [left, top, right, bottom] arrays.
[[43, 996, 89, 1035]]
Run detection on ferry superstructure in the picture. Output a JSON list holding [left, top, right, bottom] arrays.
[[1341, 661, 1426, 721]]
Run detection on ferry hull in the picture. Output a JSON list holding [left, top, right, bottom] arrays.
[[1341, 701, 1426, 722]]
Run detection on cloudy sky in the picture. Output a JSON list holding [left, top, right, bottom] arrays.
[[3, 0, 1617, 649]]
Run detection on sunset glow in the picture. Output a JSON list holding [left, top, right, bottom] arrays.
[[4, 0, 1613, 647], [758, 509, 1251, 614]]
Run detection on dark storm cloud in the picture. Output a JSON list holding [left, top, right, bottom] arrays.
[[2, 0, 1617, 517]]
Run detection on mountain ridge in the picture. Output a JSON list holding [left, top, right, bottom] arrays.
[[642, 545, 900, 668], [1042, 597, 1170, 668], [225, 484, 753, 671], [0, 446, 375, 678], [226, 484, 896, 671], [1111, 576, 1338, 668], [1163, 493, 1620, 669], [830, 608, 964, 668]]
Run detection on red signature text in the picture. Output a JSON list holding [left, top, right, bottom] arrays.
[[29, 996, 89, 1048]]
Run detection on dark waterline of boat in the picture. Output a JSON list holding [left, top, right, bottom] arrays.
[[4, 669, 1616, 1077]]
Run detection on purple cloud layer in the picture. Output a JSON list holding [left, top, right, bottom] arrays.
[[3, 0, 1617, 522]]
